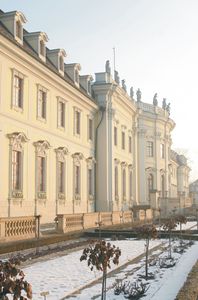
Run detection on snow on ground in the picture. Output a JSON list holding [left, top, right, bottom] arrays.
[[77, 241, 198, 300], [24, 239, 161, 300], [175, 221, 197, 231]]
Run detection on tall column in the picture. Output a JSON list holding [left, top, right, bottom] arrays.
[[137, 128, 147, 204]]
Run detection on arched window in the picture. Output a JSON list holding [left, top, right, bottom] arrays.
[[115, 166, 118, 198], [122, 169, 126, 199]]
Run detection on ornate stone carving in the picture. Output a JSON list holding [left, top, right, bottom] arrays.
[[136, 88, 142, 102], [162, 98, 167, 109], [153, 93, 158, 106], [7, 132, 28, 151], [34, 140, 50, 156], [105, 60, 111, 74], [130, 87, 134, 99], [121, 79, 127, 92], [114, 70, 120, 84], [121, 161, 128, 168], [114, 158, 120, 165], [55, 147, 69, 162], [86, 157, 96, 169], [72, 152, 84, 165]]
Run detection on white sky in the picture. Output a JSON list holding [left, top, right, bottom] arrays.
[[1, 0, 198, 181]]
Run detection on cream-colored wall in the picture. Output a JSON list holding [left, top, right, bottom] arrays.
[[0, 34, 97, 223], [137, 105, 174, 206]]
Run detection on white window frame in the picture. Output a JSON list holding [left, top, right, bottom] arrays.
[[57, 98, 66, 129], [87, 116, 94, 142], [37, 85, 47, 121], [34, 140, 50, 200], [7, 132, 28, 200], [73, 107, 81, 136], [12, 69, 24, 111], [55, 147, 68, 201], [72, 153, 84, 201], [147, 141, 154, 157], [86, 157, 96, 200]]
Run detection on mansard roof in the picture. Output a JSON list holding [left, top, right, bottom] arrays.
[[0, 9, 96, 104]]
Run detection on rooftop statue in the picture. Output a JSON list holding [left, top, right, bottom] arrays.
[[130, 86, 134, 99], [153, 93, 158, 106], [114, 70, 120, 84], [122, 79, 127, 92], [166, 103, 171, 114], [105, 60, 111, 74], [136, 88, 142, 102], [162, 98, 167, 109]]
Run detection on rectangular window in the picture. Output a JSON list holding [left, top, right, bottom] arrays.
[[147, 141, 153, 157], [40, 40, 45, 56], [58, 161, 65, 193], [58, 100, 65, 128], [15, 20, 22, 39], [13, 74, 23, 108], [114, 127, 117, 146], [37, 156, 46, 192], [160, 144, 165, 159], [122, 132, 125, 150], [88, 118, 93, 141], [38, 88, 47, 119], [88, 168, 93, 195], [12, 150, 22, 191], [75, 165, 80, 195], [129, 136, 132, 153], [75, 110, 81, 135]]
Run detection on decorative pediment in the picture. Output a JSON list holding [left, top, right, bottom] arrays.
[[86, 157, 96, 169], [72, 152, 84, 165], [121, 161, 128, 168], [55, 147, 69, 162], [7, 132, 28, 151], [34, 140, 50, 156], [114, 158, 120, 165]]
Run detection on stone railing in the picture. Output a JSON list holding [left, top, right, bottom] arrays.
[[57, 211, 134, 234], [0, 216, 37, 241]]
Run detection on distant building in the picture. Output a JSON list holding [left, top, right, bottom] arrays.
[[0, 9, 191, 224]]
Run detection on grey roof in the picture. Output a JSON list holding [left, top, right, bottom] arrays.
[[0, 9, 96, 104]]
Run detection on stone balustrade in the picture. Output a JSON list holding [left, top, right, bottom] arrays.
[[0, 216, 38, 241], [56, 211, 134, 233]]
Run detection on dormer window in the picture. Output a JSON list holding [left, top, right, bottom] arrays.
[[24, 32, 48, 62], [79, 75, 93, 96], [59, 56, 64, 73], [65, 63, 81, 86], [47, 49, 66, 76], [15, 20, 22, 40], [0, 11, 27, 45], [75, 69, 79, 84], [40, 40, 45, 57]]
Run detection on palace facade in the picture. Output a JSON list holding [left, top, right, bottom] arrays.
[[0, 10, 191, 224]]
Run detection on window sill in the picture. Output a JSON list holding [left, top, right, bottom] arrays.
[[11, 191, 23, 198], [37, 116, 47, 123], [57, 126, 65, 132], [12, 105, 23, 113], [37, 192, 47, 199]]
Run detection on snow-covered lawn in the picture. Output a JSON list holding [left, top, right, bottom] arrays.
[[77, 241, 198, 300], [24, 239, 161, 300]]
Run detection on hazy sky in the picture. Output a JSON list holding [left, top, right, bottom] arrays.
[[1, 0, 198, 180]]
